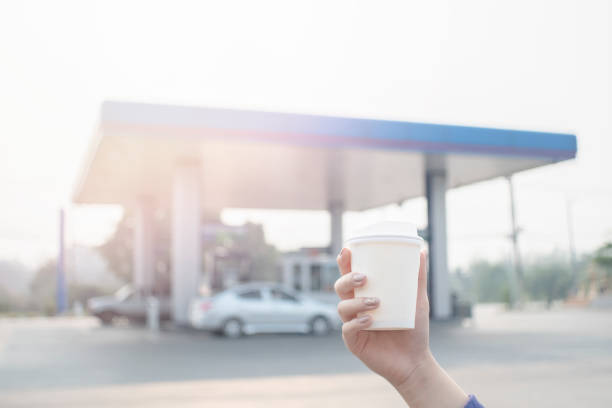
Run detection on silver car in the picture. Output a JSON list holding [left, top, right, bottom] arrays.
[[87, 285, 171, 325], [189, 282, 340, 338]]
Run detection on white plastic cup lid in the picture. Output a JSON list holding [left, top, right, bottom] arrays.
[[345, 221, 423, 244]]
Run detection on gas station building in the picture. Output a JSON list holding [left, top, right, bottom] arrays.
[[73, 101, 576, 324]]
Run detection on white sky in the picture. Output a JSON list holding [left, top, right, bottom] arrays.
[[0, 0, 610, 270]]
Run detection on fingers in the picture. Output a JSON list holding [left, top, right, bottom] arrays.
[[336, 247, 351, 276], [334, 271, 366, 300], [337, 297, 379, 322], [416, 251, 430, 317], [342, 314, 372, 343], [417, 251, 428, 301]]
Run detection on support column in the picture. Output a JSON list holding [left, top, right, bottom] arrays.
[[171, 162, 201, 325], [329, 200, 344, 256], [426, 157, 452, 319], [327, 149, 345, 257], [133, 198, 154, 296]]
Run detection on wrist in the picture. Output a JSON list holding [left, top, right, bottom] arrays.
[[393, 352, 467, 408], [391, 350, 436, 393]]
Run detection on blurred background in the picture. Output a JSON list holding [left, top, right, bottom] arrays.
[[0, 1, 610, 407]]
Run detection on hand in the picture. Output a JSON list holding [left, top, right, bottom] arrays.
[[335, 248, 430, 387], [335, 248, 468, 408]]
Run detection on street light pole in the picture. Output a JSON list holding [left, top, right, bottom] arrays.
[[56, 208, 68, 314], [566, 198, 579, 293], [507, 175, 525, 307]]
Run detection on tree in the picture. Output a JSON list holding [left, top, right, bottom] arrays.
[[29, 259, 57, 315], [97, 211, 135, 283], [458, 252, 584, 307], [0, 260, 32, 313], [98, 210, 278, 293], [97, 209, 172, 294], [204, 222, 279, 290], [0, 260, 34, 296], [591, 242, 612, 293], [0, 286, 16, 313], [29, 258, 111, 315], [470, 260, 511, 303], [235, 222, 279, 281], [523, 253, 574, 307]]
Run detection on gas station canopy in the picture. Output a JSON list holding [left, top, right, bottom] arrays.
[[73, 100, 576, 323], [74, 101, 576, 211]]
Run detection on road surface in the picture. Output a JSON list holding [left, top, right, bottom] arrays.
[[1, 305, 611, 407]]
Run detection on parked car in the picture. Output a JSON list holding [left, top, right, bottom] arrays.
[[87, 285, 171, 325], [189, 282, 341, 338]]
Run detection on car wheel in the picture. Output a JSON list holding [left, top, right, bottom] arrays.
[[310, 316, 331, 336], [98, 311, 115, 326], [222, 318, 243, 338]]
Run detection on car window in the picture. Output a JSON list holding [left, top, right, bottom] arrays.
[[115, 285, 134, 302], [271, 288, 298, 302], [237, 289, 262, 300]]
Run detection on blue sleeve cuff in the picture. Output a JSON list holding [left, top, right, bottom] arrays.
[[464, 395, 484, 408]]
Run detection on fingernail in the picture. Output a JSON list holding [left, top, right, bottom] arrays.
[[358, 315, 371, 324], [352, 273, 365, 283], [338, 248, 344, 257], [364, 297, 378, 306]]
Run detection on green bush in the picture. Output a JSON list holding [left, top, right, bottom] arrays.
[[523, 254, 574, 307], [470, 260, 511, 303], [457, 252, 584, 306]]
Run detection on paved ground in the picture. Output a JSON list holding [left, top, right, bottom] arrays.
[[1, 305, 611, 407]]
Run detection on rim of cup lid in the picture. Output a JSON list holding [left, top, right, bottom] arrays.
[[345, 234, 424, 246], [345, 221, 423, 244]]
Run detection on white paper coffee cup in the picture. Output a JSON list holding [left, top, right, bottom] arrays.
[[345, 221, 424, 330]]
